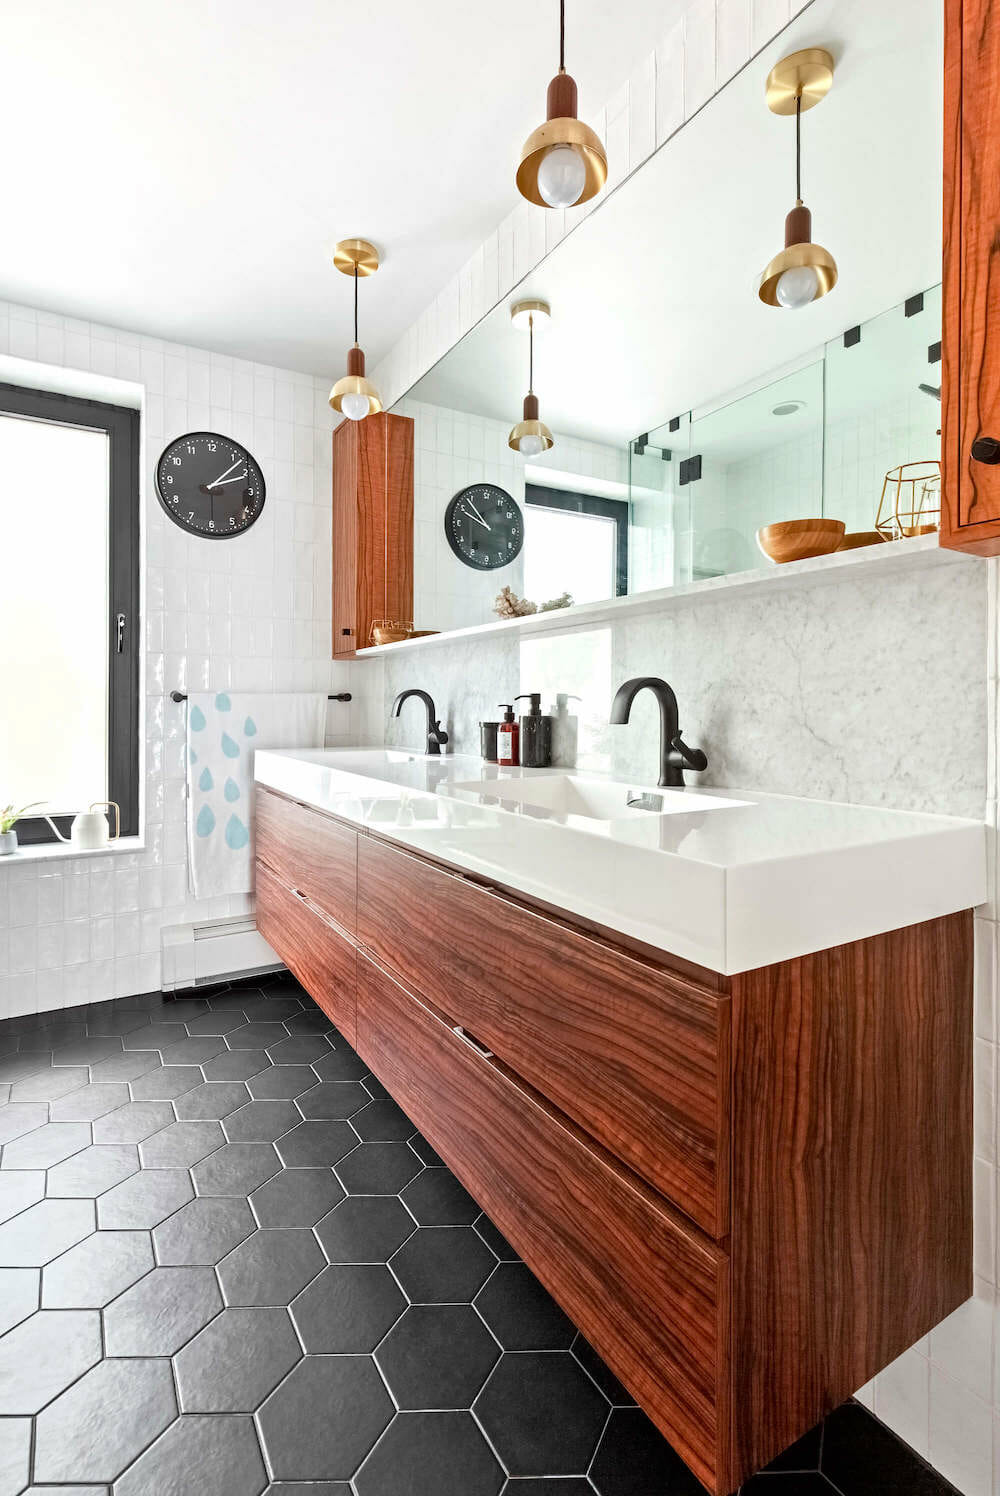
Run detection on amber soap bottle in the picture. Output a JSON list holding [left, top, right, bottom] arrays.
[[497, 704, 520, 766]]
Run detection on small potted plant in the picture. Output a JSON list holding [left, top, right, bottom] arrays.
[[0, 802, 42, 855]]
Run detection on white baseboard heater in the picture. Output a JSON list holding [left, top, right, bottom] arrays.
[[161, 916, 284, 993]]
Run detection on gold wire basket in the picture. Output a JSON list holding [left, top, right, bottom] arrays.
[[875, 461, 941, 539]]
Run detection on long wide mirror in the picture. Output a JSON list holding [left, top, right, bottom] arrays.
[[391, 0, 942, 637]]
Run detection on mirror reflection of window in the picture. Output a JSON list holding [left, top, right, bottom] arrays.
[[524, 485, 629, 606]]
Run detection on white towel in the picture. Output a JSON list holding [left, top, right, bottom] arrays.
[[185, 691, 326, 898]]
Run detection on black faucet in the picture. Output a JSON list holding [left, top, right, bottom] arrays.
[[609, 676, 708, 788], [392, 689, 449, 756]]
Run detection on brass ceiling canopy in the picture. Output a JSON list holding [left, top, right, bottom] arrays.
[[510, 298, 552, 330], [758, 49, 838, 311], [508, 309, 554, 456], [516, 0, 607, 211], [330, 239, 383, 420]]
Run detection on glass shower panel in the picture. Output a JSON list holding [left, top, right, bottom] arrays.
[[687, 361, 825, 580], [823, 285, 942, 537], [628, 413, 691, 590]]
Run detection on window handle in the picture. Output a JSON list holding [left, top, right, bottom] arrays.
[[116, 613, 126, 653]]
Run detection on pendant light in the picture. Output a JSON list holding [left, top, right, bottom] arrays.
[[508, 301, 554, 457], [758, 49, 838, 310], [329, 238, 383, 420], [516, 0, 607, 210]]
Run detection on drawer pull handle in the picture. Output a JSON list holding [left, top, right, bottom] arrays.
[[290, 887, 308, 903], [453, 1026, 494, 1060]]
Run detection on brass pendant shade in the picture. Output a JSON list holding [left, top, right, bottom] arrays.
[[508, 310, 554, 455], [517, 3, 607, 210], [329, 239, 383, 419], [757, 49, 838, 311]]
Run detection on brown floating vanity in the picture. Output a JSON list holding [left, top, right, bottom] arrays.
[[254, 780, 972, 1495]]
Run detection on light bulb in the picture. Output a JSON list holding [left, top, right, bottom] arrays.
[[537, 144, 587, 208], [775, 264, 820, 310], [518, 432, 546, 457], [341, 392, 370, 421]]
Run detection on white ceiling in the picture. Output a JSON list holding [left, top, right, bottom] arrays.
[[0, 0, 680, 374], [413, 0, 943, 446]]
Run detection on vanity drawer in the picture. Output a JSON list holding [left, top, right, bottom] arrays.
[[357, 835, 729, 1236], [356, 950, 728, 1493], [256, 785, 357, 935], [255, 859, 357, 1045]]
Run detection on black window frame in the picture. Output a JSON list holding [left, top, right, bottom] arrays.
[[525, 483, 629, 597], [0, 381, 140, 844]]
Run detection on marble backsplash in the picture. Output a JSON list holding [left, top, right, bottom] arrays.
[[380, 555, 990, 819]]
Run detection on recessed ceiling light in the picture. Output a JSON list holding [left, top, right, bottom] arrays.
[[772, 400, 806, 416]]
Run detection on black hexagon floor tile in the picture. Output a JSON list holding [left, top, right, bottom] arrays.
[[9, 1065, 89, 1103], [0, 1169, 45, 1225], [183, 1010, 249, 1036], [295, 1080, 370, 1119], [571, 1332, 636, 1407], [312, 1045, 369, 1082], [251, 1167, 344, 1227], [203, 1049, 272, 1083], [226, 1022, 289, 1049], [291, 1263, 406, 1351], [98, 1168, 194, 1230], [139, 1119, 225, 1168], [317, 1195, 416, 1264], [335, 1141, 422, 1195], [191, 1141, 280, 1196], [114, 1412, 267, 1496], [46, 1143, 139, 1198], [33, 1356, 176, 1484], [89, 1052, 160, 1084], [376, 1304, 500, 1409], [153, 1197, 256, 1265], [0, 1198, 95, 1266], [103, 1264, 222, 1355], [128, 1064, 202, 1099], [473, 1352, 611, 1477], [258, 1355, 394, 1482], [217, 1226, 326, 1305], [267, 1034, 332, 1066], [174, 1081, 253, 1120], [0, 1309, 102, 1413], [390, 1226, 496, 1303], [473, 1212, 520, 1262], [247, 1063, 315, 1099], [352, 1097, 416, 1142], [589, 1407, 705, 1496], [50, 1083, 131, 1122], [91, 1100, 174, 1143], [41, 1229, 153, 1308], [475, 1262, 576, 1350], [223, 1099, 301, 1141], [276, 1120, 358, 1168], [174, 1306, 301, 1412], [402, 1168, 479, 1225], [0, 1267, 39, 1335], [284, 1008, 335, 1034], [355, 1411, 504, 1496]]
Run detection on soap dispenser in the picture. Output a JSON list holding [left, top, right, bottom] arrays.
[[497, 705, 520, 767], [516, 693, 553, 768]]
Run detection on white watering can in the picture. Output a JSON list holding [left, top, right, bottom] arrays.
[[44, 801, 120, 850]]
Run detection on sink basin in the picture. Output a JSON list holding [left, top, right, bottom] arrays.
[[449, 775, 748, 821]]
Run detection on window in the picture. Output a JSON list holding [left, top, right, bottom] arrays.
[[524, 484, 629, 606], [0, 382, 140, 844]]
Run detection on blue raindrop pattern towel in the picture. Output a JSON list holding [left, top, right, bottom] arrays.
[[185, 691, 326, 897]]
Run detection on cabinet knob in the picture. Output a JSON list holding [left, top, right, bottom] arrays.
[[971, 437, 1000, 464], [341, 627, 353, 636]]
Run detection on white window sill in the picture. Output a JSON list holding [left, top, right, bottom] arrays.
[[0, 835, 145, 868]]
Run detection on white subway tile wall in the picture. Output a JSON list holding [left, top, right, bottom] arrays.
[[0, 298, 382, 1024]]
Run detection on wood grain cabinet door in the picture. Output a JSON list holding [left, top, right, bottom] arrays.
[[357, 835, 730, 1237], [255, 786, 357, 935], [332, 412, 413, 655], [941, 0, 1000, 551], [255, 860, 357, 1045]]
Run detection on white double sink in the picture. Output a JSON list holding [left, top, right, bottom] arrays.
[[253, 748, 987, 976]]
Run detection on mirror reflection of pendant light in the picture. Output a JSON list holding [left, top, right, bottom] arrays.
[[516, 0, 607, 210], [329, 239, 383, 420], [508, 300, 554, 457], [758, 49, 838, 310]]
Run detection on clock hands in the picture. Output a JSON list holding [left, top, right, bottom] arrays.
[[201, 473, 247, 490], [460, 500, 492, 531]]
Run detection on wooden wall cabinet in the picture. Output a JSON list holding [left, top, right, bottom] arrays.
[[254, 783, 972, 1495], [940, 0, 1000, 552], [332, 411, 413, 656]]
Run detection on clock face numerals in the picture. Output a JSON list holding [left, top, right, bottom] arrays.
[[445, 484, 524, 570], [155, 432, 266, 538]]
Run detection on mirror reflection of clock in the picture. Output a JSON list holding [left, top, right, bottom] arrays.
[[445, 484, 524, 570]]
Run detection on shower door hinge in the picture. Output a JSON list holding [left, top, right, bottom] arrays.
[[678, 455, 702, 486]]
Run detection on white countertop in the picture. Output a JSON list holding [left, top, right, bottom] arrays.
[[253, 749, 987, 975]]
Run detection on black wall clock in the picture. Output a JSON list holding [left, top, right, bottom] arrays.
[[445, 483, 524, 570], [155, 431, 266, 538]]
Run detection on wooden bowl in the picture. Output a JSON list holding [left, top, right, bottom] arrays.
[[836, 530, 887, 552], [756, 518, 845, 564]]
